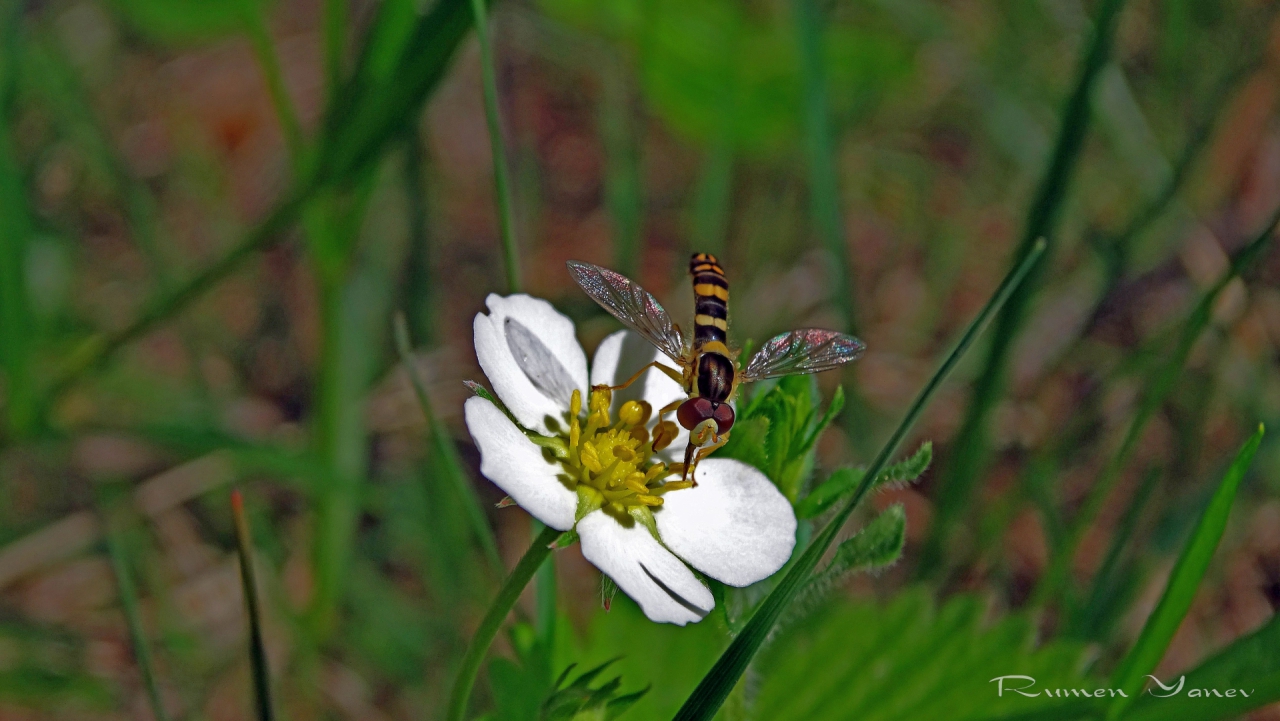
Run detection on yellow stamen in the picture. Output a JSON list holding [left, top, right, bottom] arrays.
[[652, 421, 678, 451]]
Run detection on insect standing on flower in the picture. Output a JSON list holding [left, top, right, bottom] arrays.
[[567, 253, 866, 484]]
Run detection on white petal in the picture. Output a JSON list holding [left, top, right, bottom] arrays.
[[463, 396, 577, 530], [474, 294, 589, 435], [655, 458, 797, 587], [577, 510, 713, 625], [589, 330, 690, 462]]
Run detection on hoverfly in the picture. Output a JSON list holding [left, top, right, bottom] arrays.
[[567, 252, 865, 483]]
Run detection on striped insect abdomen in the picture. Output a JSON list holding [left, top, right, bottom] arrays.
[[690, 252, 735, 403], [690, 252, 729, 352]]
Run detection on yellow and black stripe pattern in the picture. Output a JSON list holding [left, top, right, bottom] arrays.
[[690, 252, 730, 355]]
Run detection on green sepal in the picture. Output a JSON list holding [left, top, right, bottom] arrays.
[[576, 487, 604, 523], [465, 380, 524, 428], [529, 434, 570, 460], [629, 506, 660, 542], [552, 529, 580, 549]]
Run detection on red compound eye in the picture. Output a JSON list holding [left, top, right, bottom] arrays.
[[677, 397, 715, 430], [712, 403, 735, 434]]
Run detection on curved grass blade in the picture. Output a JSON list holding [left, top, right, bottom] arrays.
[[792, 0, 856, 332], [100, 498, 170, 721], [467, 0, 521, 293], [44, 0, 477, 405], [672, 240, 1047, 721], [1032, 202, 1280, 608], [921, 0, 1129, 576], [1121, 605, 1280, 721], [231, 489, 275, 721], [393, 314, 501, 571], [1105, 424, 1264, 719]]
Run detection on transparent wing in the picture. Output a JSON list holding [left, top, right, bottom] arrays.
[[566, 261, 686, 362], [741, 329, 865, 382]]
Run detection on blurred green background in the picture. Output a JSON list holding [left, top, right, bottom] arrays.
[[3, 0, 1280, 718]]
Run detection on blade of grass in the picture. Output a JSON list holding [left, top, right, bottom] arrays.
[[0, 27, 34, 437], [241, 1, 304, 164], [318, 0, 471, 182], [323, 0, 346, 99], [672, 240, 1047, 721], [44, 0, 477, 404], [1121, 604, 1280, 721], [308, 180, 380, 638], [1031, 203, 1280, 608], [469, 0, 521, 292], [1067, 465, 1159, 639], [600, 55, 642, 278], [792, 0, 856, 333], [393, 314, 501, 571], [691, 138, 735, 259], [920, 0, 1128, 577], [26, 29, 216, 415], [231, 489, 275, 721], [1106, 424, 1264, 718], [400, 129, 437, 344], [447, 523, 562, 721], [44, 185, 312, 403], [100, 497, 170, 721]]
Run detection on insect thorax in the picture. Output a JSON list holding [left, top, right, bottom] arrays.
[[696, 352, 735, 404]]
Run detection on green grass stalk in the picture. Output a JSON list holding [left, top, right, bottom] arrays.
[[1106, 425, 1264, 718], [232, 489, 275, 721], [792, 0, 856, 333], [919, 0, 1128, 577], [600, 59, 642, 278], [401, 131, 437, 344], [393, 314, 501, 570], [692, 139, 735, 258], [672, 240, 1046, 721], [447, 524, 562, 721], [1068, 466, 1160, 638], [102, 506, 170, 721], [468, 0, 521, 293], [0, 12, 35, 437], [1031, 203, 1280, 608], [243, 6, 305, 164]]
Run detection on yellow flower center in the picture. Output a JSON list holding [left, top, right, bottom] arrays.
[[556, 387, 692, 519]]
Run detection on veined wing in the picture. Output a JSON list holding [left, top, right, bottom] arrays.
[[566, 261, 686, 363], [741, 329, 865, 382]]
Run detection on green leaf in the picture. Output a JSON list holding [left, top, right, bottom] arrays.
[[552, 596, 729, 720], [821, 503, 906, 576], [1106, 424, 1265, 718], [1120, 608, 1280, 721], [717, 415, 769, 471], [796, 442, 932, 520], [535, 658, 648, 721], [756, 590, 1096, 721], [786, 505, 906, 624]]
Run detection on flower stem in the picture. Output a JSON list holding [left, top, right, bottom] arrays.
[[447, 523, 561, 721]]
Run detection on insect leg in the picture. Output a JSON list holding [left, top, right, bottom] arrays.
[[596, 360, 683, 393], [689, 431, 730, 484]]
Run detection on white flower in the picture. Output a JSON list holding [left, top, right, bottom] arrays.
[[465, 293, 797, 625]]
